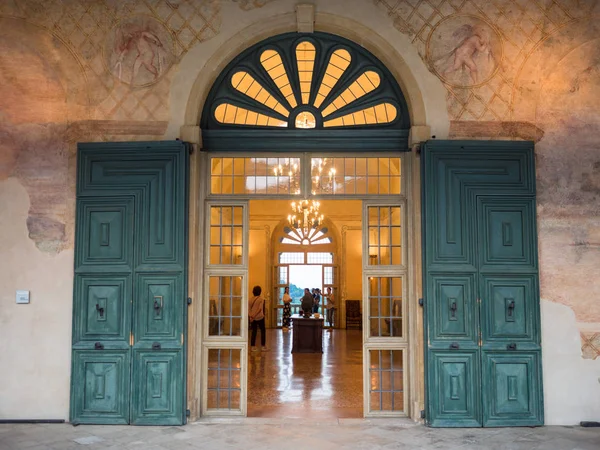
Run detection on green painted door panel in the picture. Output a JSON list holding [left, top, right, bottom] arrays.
[[423, 141, 543, 428], [135, 274, 184, 343], [72, 276, 131, 344], [70, 350, 130, 425], [75, 198, 134, 272], [428, 275, 477, 345], [71, 141, 188, 426], [480, 275, 539, 348], [478, 197, 537, 272], [482, 352, 543, 427], [131, 350, 184, 425], [429, 351, 481, 427]]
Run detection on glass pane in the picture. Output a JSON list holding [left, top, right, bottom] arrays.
[[368, 206, 402, 266], [208, 277, 243, 336], [368, 349, 404, 413], [207, 348, 242, 411], [369, 277, 403, 338], [210, 157, 301, 195], [312, 158, 401, 195]]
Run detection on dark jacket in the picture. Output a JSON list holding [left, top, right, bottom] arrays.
[[301, 293, 314, 312]]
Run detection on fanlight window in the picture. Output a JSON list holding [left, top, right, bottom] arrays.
[[281, 225, 332, 246], [206, 33, 407, 131]]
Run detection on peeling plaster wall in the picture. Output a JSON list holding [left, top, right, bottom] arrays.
[[0, 0, 599, 423], [0, 179, 73, 420]]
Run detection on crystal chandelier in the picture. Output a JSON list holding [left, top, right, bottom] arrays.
[[288, 199, 324, 230]]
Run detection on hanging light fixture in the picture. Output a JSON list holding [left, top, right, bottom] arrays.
[[288, 199, 324, 230]]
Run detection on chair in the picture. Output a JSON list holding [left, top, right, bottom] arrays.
[[345, 300, 362, 330]]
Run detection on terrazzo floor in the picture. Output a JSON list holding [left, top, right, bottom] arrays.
[[248, 328, 363, 418]]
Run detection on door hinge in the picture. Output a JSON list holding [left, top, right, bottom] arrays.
[[187, 297, 192, 305], [478, 330, 482, 347], [418, 298, 424, 307], [420, 409, 426, 419], [130, 332, 134, 346], [186, 409, 191, 417]]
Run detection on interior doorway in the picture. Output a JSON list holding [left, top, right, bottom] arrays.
[[247, 199, 363, 418]]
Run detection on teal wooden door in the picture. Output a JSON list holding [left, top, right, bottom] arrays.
[[422, 141, 543, 427], [70, 141, 188, 425]]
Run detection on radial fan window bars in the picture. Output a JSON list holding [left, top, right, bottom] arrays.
[[205, 32, 408, 131]]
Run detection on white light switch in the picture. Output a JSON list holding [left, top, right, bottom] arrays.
[[16, 290, 30, 304]]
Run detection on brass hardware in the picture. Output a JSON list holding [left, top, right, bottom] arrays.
[[130, 332, 134, 346]]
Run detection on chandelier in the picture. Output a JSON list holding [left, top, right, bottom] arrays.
[[288, 199, 324, 230]]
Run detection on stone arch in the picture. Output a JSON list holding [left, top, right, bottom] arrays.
[[178, 11, 444, 143]]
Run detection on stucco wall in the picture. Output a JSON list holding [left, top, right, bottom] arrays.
[[0, 0, 599, 423]]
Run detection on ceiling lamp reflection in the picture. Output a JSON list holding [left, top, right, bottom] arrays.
[[215, 103, 288, 127], [296, 41, 316, 104], [322, 71, 381, 117], [231, 71, 289, 117], [260, 50, 297, 108], [323, 103, 397, 127], [313, 49, 351, 108]]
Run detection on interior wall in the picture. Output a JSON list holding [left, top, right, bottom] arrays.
[[250, 199, 363, 329]]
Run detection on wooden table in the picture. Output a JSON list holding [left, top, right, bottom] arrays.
[[291, 314, 324, 353]]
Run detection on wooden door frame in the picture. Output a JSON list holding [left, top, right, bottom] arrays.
[[186, 150, 425, 421]]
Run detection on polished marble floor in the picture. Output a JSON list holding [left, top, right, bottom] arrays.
[[248, 328, 363, 419]]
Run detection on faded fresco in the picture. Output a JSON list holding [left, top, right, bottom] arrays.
[[1, 0, 600, 356], [428, 15, 502, 87]]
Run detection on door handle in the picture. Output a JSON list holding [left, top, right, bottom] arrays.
[[152, 342, 161, 350], [507, 300, 515, 317], [507, 343, 517, 351], [94, 342, 104, 350], [96, 303, 105, 318], [450, 301, 457, 318], [153, 299, 162, 316], [449, 342, 460, 350]]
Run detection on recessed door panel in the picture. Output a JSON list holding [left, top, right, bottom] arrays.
[[73, 275, 130, 342], [482, 352, 543, 426], [70, 350, 130, 424], [429, 275, 476, 344], [482, 276, 538, 344], [478, 198, 536, 271], [429, 351, 481, 427], [131, 350, 183, 425], [135, 274, 183, 342], [77, 198, 133, 269]]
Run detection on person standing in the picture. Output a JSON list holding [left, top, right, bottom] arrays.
[[281, 287, 292, 332], [301, 288, 313, 315], [313, 288, 321, 314], [249, 285, 268, 352], [325, 287, 335, 330]]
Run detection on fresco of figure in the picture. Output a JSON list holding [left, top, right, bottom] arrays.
[[437, 24, 496, 84], [113, 26, 166, 84]]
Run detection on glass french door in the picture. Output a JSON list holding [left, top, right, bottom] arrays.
[[273, 264, 289, 327], [362, 202, 408, 417], [201, 201, 248, 416], [321, 264, 338, 326]]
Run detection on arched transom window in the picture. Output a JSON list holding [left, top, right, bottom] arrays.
[[201, 32, 410, 150], [281, 225, 332, 246]]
